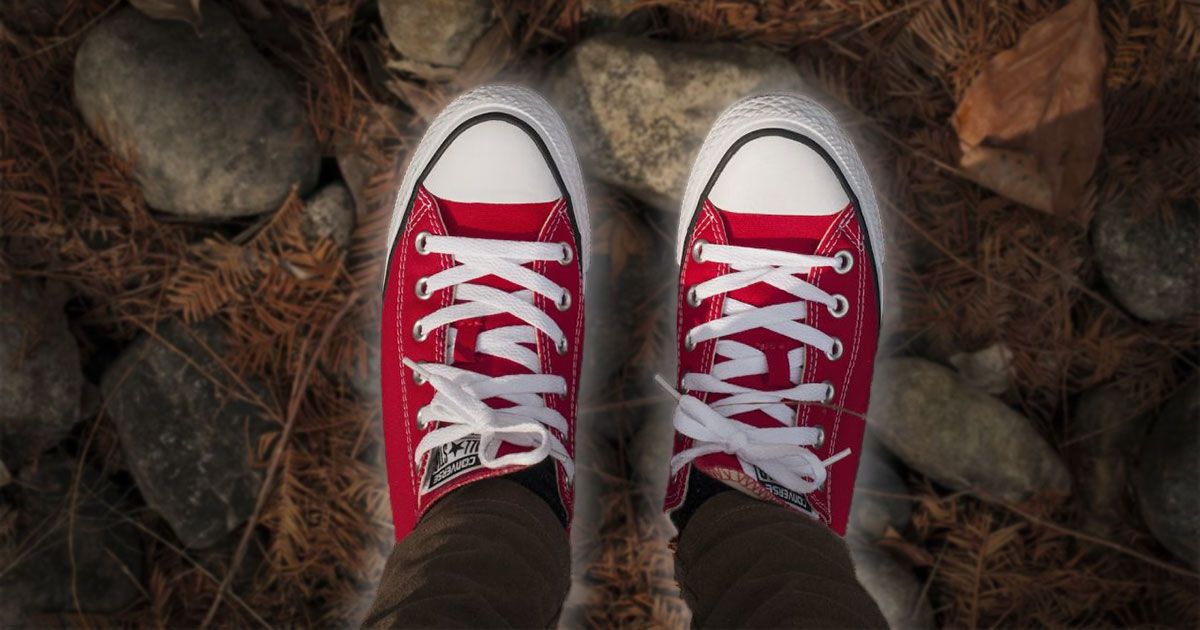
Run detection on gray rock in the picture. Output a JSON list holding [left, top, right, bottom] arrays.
[[0, 280, 83, 471], [949, 342, 1013, 395], [1136, 380, 1200, 568], [547, 36, 808, 209], [851, 548, 935, 630], [101, 319, 272, 549], [870, 358, 1071, 502], [1073, 385, 1146, 533], [302, 181, 356, 251], [73, 6, 320, 219], [0, 452, 143, 615], [379, 0, 495, 69], [1093, 197, 1200, 321], [849, 448, 913, 542]]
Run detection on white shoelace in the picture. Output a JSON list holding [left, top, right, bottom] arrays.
[[655, 240, 855, 495], [406, 233, 574, 479]]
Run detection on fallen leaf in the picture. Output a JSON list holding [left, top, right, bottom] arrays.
[[952, 0, 1105, 215], [129, 0, 203, 27]]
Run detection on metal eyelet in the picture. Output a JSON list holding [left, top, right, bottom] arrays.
[[814, 425, 826, 449], [684, 332, 697, 351], [415, 231, 431, 254], [833, 250, 854, 274], [412, 370, 427, 385], [415, 277, 432, 299], [412, 320, 428, 342], [691, 239, 708, 263], [558, 242, 573, 265], [556, 291, 572, 312], [821, 380, 836, 404], [686, 286, 701, 307], [415, 408, 428, 428], [556, 337, 569, 355], [829, 295, 849, 318], [826, 338, 843, 361]]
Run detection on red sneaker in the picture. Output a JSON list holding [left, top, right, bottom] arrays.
[[380, 85, 589, 541], [658, 94, 885, 536]]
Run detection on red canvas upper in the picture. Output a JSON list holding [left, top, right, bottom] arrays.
[[381, 186, 583, 540], [664, 199, 880, 536]]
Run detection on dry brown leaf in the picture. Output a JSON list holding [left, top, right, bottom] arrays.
[[129, 0, 203, 27], [952, 0, 1105, 215]]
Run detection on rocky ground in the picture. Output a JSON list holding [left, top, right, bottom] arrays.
[[1, 0, 1198, 627]]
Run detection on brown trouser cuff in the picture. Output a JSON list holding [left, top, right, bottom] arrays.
[[363, 477, 570, 629], [675, 489, 887, 629]]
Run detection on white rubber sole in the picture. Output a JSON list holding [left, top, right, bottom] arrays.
[[676, 94, 885, 298], [385, 84, 591, 281]]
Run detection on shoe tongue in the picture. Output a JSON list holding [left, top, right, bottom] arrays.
[[437, 195, 560, 239], [716, 207, 841, 255], [429, 190, 563, 377], [709, 204, 846, 419]]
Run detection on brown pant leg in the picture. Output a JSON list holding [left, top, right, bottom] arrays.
[[675, 490, 887, 629], [363, 478, 570, 629]]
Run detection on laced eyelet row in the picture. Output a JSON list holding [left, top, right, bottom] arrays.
[[412, 319, 569, 355], [410, 231, 573, 354], [684, 285, 849, 319], [684, 331, 843, 365], [693, 241, 853, 272], [686, 242, 853, 318], [416, 231, 573, 266]]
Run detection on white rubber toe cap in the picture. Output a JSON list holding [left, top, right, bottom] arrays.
[[424, 119, 560, 204], [708, 135, 849, 216]]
